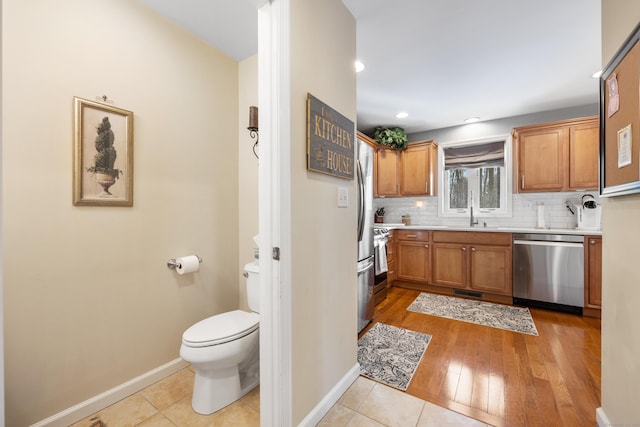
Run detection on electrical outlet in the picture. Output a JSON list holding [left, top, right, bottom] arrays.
[[337, 187, 349, 207]]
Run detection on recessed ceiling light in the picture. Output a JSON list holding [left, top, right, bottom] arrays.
[[592, 70, 603, 78], [464, 117, 481, 123], [395, 111, 409, 119], [355, 60, 365, 73]]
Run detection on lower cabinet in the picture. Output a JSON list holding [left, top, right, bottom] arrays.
[[431, 235, 512, 297], [469, 244, 512, 295], [392, 229, 512, 303], [395, 230, 431, 284], [584, 235, 602, 316], [431, 243, 465, 288], [386, 232, 396, 284], [391, 228, 601, 311]]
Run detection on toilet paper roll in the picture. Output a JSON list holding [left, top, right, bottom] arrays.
[[176, 255, 200, 275]]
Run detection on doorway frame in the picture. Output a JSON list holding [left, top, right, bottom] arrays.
[[258, 0, 293, 425]]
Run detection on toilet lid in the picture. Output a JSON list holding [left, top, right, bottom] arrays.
[[182, 310, 259, 347]]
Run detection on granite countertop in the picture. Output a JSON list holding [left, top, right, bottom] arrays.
[[376, 223, 602, 236]]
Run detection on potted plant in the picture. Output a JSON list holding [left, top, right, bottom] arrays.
[[373, 127, 408, 150], [86, 117, 122, 196]]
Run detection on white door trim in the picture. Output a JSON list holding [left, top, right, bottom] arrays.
[[258, 0, 292, 425]]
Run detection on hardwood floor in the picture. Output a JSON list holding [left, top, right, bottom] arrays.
[[361, 287, 601, 427]]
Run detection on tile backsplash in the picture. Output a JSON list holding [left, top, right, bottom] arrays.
[[373, 191, 601, 230]]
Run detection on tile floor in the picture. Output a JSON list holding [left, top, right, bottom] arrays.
[[73, 367, 490, 426]]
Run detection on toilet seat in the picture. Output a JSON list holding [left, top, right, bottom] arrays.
[[182, 310, 259, 348]]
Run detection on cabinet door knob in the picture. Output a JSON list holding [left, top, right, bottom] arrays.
[[471, 247, 476, 252], [461, 247, 466, 251], [590, 240, 596, 244], [424, 244, 429, 248]]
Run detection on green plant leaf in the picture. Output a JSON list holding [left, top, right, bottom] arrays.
[[373, 127, 408, 150]]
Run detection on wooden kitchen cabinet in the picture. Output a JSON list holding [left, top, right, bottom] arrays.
[[569, 122, 600, 189], [395, 230, 431, 284], [513, 116, 599, 193], [469, 244, 512, 295], [386, 231, 396, 284], [584, 235, 602, 317], [375, 147, 401, 196], [374, 140, 438, 197], [431, 243, 465, 288], [400, 141, 438, 196], [432, 231, 512, 301]]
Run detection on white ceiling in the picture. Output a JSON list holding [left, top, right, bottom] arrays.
[[139, 0, 602, 135]]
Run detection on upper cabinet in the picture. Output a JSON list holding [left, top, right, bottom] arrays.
[[375, 147, 401, 196], [513, 116, 599, 193], [374, 140, 438, 197]]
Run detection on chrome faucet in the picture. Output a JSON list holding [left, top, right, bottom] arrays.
[[470, 206, 479, 227]]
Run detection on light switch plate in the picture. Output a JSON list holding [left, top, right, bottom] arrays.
[[337, 187, 349, 207]]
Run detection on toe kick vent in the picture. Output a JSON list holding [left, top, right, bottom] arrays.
[[454, 289, 483, 299]]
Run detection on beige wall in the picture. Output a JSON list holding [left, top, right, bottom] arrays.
[[288, 0, 357, 423], [2, 1, 240, 425], [238, 55, 259, 311], [601, 2, 640, 425]]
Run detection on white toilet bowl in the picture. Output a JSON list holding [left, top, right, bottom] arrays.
[[179, 261, 260, 415]]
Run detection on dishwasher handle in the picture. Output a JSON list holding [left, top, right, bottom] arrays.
[[514, 239, 584, 248]]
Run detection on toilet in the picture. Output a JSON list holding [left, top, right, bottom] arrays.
[[180, 260, 260, 415]]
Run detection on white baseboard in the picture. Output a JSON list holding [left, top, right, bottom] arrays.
[[596, 407, 611, 427], [31, 358, 189, 427], [297, 363, 361, 427]]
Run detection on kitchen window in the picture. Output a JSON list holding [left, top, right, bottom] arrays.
[[439, 136, 512, 218]]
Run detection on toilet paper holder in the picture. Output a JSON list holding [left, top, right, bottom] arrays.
[[167, 255, 202, 270]]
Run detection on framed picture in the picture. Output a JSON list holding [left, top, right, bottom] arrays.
[[73, 97, 134, 206], [599, 21, 640, 197]]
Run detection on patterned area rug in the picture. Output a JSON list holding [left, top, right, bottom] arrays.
[[408, 293, 539, 336], [357, 323, 432, 391]]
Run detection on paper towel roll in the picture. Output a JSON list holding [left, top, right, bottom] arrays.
[[176, 255, 200, 275], [536, 203, 546, 228]]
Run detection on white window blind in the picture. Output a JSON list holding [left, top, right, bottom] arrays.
[[444, 141, 504, 170]]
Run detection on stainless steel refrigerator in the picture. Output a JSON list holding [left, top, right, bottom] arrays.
[[357, 138, 375, 333]]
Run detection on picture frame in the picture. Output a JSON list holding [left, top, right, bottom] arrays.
[[599, 21, 640, 197], [73, 97, 134, 206]]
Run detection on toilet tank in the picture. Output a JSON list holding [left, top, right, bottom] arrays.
[[244, 261, 260, 313]]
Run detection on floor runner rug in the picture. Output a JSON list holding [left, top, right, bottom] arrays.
[[357, 322, 431, 391], [407, 292, 539, 336]]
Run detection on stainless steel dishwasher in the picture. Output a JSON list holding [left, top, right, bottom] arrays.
[[512, 233, 584, 314]]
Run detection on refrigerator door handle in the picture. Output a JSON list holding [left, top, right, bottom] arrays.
[[356, 159, 365, 242]]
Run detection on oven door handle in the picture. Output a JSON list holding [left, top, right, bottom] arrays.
[[357, 259, 374, 274]]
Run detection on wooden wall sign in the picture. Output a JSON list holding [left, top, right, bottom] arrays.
[[600, 21, 640, 197], [307, 93, 355, 180]]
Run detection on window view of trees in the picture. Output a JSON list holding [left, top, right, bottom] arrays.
[[448, 169, 468, 209], [479, 167, 500, 209], [447, 167, 501, 211]]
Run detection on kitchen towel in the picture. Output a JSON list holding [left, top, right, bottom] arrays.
[[374, 237, 388, 275]]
